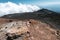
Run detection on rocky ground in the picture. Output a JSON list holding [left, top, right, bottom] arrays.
[[0, 19, 60, 40]]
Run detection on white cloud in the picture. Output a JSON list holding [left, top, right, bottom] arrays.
[[0, 2, 41, 16], [38, 2, 60, 6]]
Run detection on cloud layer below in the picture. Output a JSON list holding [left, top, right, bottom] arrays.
[[0, 2, 40, 16]]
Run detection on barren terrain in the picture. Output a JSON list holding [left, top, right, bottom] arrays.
[[0, 19, 60, 40]]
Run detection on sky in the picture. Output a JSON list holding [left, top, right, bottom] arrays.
[[0, 0, 60, 13], [0, 0, 60, 4]]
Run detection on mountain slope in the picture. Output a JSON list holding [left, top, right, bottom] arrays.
[[1, 9, 60, 29], [1, 9, 60, 19], [0, 9, 60, 40], [0, 19, 60, 40]]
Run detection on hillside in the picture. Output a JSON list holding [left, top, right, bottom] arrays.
[[0, 9, 60, 40], [1, 9, 60, 29], [0, 19, 60, 40]]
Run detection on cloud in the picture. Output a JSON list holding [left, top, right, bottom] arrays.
[[38, 2, 60, 6], [0, 2, 41, 16]]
